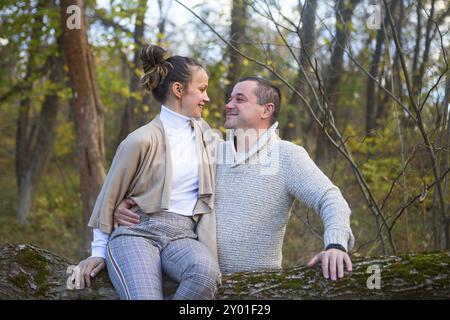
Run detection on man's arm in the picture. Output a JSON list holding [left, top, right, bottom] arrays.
[[285, 145, 354, 250], [113, 198, 141, 227], [285, 144, 354, 280]]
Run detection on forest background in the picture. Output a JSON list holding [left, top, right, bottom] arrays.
[[0, 0, 449, 267]]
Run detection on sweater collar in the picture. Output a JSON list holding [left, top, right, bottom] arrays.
[[227, 121, 280, 167], [160, 105, 191, 129]]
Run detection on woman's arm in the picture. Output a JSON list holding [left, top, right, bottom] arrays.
[[73, 229, 109, 289], [88, 133, 151, 233], [92, 228, 109, 259]]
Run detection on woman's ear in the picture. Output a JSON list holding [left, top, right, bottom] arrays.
[[172, 82, 183, 99]]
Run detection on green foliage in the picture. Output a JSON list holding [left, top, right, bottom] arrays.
[[0, 162, 83, 261], [0, 0, 449, 267]]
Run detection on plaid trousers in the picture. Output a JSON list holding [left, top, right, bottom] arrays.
[[105, 210, 221, 300]]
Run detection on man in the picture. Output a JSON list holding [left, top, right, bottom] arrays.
[[114, 77, 354, 281]]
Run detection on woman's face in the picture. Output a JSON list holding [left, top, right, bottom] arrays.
[[179, 67, 210, 119]]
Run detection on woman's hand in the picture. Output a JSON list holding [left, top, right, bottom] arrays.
[[76, 256, 106, 289]]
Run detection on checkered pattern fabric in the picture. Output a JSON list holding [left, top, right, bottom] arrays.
[[106, 210, 221, 300]]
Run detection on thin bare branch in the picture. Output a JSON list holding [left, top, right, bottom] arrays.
[[380, 147, 418, 211], [389, 166, 450, 233]]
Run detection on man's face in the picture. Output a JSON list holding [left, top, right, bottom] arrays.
[[224, 81, 265, 130]]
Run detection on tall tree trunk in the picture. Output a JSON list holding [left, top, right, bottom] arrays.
[[116, 0, 147, 145], [283, 0, 317, 142], [60, 0, 106, 255], [224, 0, 248, 103], [16, 50, 64, 224], [434, 61, 450, 250], [413, 0, 435, 100], [411, 3, 422, 85], [366, 0, 399, 136], [381, 0, 407, 249], [445, 70, 450, 202], [383, 0, 448, 249], [156, 0, 168, 46], [315, 0, 358, 167], [15, 0, 46, 224], [377, 0, 405, 127], [445, 74, 450, 249]]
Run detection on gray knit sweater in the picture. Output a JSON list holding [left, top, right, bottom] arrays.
[[215, 123, 355, 273]]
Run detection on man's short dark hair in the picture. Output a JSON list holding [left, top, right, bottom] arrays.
[[237, 76, 281, 124]]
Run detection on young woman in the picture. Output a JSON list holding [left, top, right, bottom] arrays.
[[75, 45, 220, 300]]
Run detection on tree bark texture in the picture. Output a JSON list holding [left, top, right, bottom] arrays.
[[60, 0, 106, 254], [283, 0, 317, 142], [1, 244, 449, 300], [116, 0, 148, 146], [224, 0, 248, 103]]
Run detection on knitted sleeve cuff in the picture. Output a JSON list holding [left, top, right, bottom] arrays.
[[324, 228, 355, 252]]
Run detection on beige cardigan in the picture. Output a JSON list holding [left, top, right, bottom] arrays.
[[87, 115, 219, 258]]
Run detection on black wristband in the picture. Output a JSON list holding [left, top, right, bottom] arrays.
[[325, 243, 347, 253]]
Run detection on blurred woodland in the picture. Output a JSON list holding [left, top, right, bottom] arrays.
[[0, 0, 449, 266]]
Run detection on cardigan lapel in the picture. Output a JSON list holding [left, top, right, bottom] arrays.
[[191, 118, 215, 216], [154, 115, 172, 210]]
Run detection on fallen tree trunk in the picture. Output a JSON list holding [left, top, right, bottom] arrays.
[[1, 244, 449, 299]]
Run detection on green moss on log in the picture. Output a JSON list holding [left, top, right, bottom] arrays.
[[1, 244, 450, 299]]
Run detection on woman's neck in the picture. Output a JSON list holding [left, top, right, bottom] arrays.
[[163, 98, 182, 115]]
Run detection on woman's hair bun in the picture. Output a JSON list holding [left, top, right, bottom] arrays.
[[140, 44, 173, 91]]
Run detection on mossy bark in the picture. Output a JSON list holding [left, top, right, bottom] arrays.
[[1, 244, 449, 299]]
